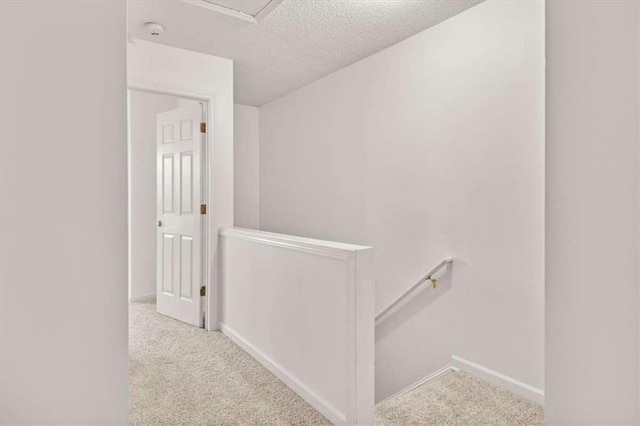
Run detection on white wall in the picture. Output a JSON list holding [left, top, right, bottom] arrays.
[[546, 1, 640, 423], [259, 0, 544, 401], [1, 1, 128, 423], [128, 40, 233, 329], [234, 104, 260, 229], [220, 228, 374, 425]]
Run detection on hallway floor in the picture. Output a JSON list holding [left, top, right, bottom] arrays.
[[129, 303, 329, 425], [130, 303, 543, 425], [376, 372, 543, 425]]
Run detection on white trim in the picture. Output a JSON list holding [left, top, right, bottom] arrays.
[[350, 248, 375, 425], [128, 79, 215, 103], [199, 101, 208, 328], [127, 80, 216, 331], [220, 227, 371, 260], [378, 365, 458, 405], [129, 293, 156, 303], [251, 0, 284, 21], [220, 323, 346, 425], [127, 91, 133, 303], [451, 355, 545, 405], [182, 0, 284, 23]]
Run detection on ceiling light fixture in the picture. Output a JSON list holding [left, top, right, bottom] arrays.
[[143, 22, 165, 37]]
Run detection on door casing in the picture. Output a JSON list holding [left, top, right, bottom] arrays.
[[128, 81, 215, 330]]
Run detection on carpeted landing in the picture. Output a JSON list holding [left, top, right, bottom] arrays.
[[375, 372, 543, 425], [130, 303, 543, 425]]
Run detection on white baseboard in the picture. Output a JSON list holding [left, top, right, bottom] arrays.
[[451, 355, 544, 405], [129, 293, 156, 303], [220, 323, 345, 425], [378, 364, 458, 405]]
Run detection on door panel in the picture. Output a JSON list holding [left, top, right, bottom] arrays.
[[156, 104, 203, 326], [162, 155, 174, 214], [180, 236, 194, 300], [180, 152, 193, 214], [162, 233, 174, 294]]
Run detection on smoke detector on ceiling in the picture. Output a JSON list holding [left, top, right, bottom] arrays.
[[143, 22, 165, 36], [182, 0, 283, 24]]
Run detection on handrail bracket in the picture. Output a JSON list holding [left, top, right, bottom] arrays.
[[375, 257, 453, 324]]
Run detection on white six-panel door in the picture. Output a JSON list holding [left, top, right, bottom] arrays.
[[156, 104, 203, 326]]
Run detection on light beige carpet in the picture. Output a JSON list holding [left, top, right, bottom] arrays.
[[129, 302, 329, 425], [376, 371, 544, 426], [130, 303, 543, 425]]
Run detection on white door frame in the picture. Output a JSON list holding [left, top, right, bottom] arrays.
[[128, 80, 216, 330]]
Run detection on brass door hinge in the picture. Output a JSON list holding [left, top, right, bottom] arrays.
[[200, 122, 206, 133], [200, 204, 207, 214], [200, 286, 206, 296]]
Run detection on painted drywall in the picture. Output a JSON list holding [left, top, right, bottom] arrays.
[[0, 1, 128, 423], [128, 0, 483, 106], [128, 40, 233, 329], [128, 91, 200, 302], [545, 1, 639, 423], [259, 0, 544, 401], [234, 104, 260, 229], [220, 228, 374, 424]]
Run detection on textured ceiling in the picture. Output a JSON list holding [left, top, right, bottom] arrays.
[[128, 0, 484, 106]]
